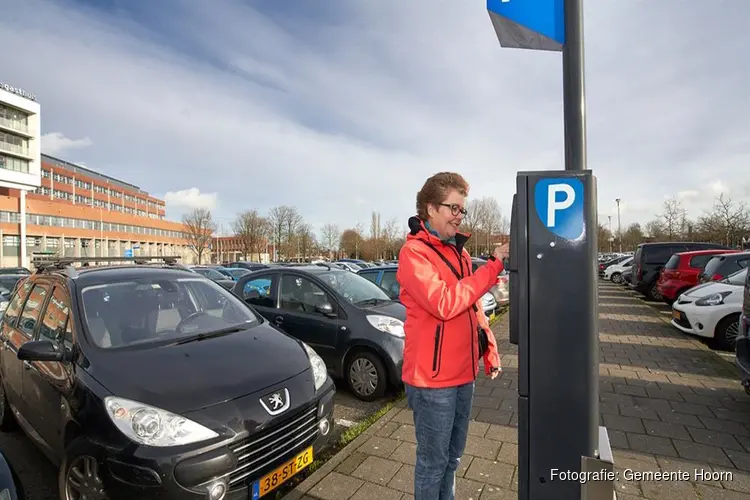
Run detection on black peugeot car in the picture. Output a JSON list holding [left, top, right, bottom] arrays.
[[232, 265, 405, 401], [0, 256, 334, 500]]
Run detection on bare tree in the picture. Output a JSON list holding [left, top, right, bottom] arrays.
[[658, 197, 685, 241], [232, 210, 269, 261], [182, 208, 216, 264], [268, 206, 303, 260], [462, 199, 485, 255], [321, 223, 340, 257], [382, 218, 400, 259], [708, 193, 750, 246], [477, 198, 504, 254], [297, 224, 315, 260], [370, 211, 382, 259], [354, 222, 365, 259]]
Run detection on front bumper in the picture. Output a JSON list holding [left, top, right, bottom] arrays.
[[670, 300, 726, 339], [101, 385, 335, 500]]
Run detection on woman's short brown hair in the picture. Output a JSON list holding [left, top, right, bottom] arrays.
[[416, 172, 469, 220]]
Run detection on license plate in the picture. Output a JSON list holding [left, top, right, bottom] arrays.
[[672, 309, 680, 320], [251, 446, 313, 499]]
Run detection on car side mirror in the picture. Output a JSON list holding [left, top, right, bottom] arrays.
[[315, 303, 336, 316], [17, 340, 73, 363]]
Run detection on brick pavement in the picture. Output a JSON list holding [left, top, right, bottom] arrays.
[[285, 282, 750, 499]]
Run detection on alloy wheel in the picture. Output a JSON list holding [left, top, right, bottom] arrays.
[[65, 455, 109, 500], [349, 357, 378, 397], [611, 273, 622, 284], [726, 321, 740, 346]]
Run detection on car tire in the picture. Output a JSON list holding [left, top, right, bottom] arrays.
[[0, 381, 17, 431], [647, 283, 662, 301], [58, 437, 110, 500], [714, 314, 741, 352], [610, 273, 622, 284], [346, 351, 387, 402]]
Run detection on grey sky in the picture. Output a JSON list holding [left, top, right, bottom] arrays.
[[1, 0, 748, 237]]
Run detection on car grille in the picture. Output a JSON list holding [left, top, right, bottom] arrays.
[[226, 403, 319, 488]]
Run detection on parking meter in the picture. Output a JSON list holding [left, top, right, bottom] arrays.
[[509, 170, 615, 500]]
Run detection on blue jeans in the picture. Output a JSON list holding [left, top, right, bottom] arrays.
[[405, 382, 474, 500]]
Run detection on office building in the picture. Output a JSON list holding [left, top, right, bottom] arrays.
[[1, 81, 42, 266]]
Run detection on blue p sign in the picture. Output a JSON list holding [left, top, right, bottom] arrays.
[[534, 178, 585, 240]]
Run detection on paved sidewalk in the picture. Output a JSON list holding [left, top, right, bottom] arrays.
[[285, 282, 750, 499]]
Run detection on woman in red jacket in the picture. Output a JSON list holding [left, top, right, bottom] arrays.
[[397, 172, 506, 500]]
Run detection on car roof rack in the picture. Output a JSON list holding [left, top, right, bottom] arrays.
[[31, 255, 188, 278]]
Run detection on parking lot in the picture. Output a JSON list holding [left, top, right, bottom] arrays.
[[0, 384, 386, 499]]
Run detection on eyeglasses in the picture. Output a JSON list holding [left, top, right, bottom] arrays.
[[439, 203, 468, 216]]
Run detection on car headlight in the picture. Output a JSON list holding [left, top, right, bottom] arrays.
[[303, 343, 328, 391], [104, 397, 219, 447], [366, 315, 404, 338], [695, 291, 732, 306]]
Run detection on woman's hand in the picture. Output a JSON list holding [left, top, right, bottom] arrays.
[[493, 245, 509, 261]]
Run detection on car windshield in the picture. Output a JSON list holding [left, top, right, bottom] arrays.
[[228, 268, 251, 278], [0, 276, 21, 295], [317, 270, 392, 304], [702, 257, 723, 278], [724, 268, 747, 286], [195, 268, 226, 281], [80, 276, 258, 349]]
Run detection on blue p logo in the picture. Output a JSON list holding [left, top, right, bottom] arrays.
[[534, 178, 585, 240]]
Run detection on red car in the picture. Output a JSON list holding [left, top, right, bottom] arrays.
[[656, 249, 740, 304]]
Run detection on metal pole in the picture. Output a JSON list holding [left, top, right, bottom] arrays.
[[562, 0, 587, 171], [608, 215, 612, 253], [615, 199, 622, 252]]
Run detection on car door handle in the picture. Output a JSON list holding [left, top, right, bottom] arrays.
[[274, 316, 283, 325]]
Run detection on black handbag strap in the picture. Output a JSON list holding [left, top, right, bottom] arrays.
[[418, 240, 479, 313]]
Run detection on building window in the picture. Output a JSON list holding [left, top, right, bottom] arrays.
[[0, 104, 29, 133], [2, 235, 20, 257], [42, 169, 51, 178], [0, 153, 30, 173]]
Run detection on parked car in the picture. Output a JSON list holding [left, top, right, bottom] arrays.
[[0, 268, 30, 276], [334, 261, 362, 273], [227, 261, 273, 271], [656, 249, 737, 304], [0, 275, 26, 317], [621, 267, 633, 285], [189, 265, 236, 290], [0, 256, 334, 500], [233, 265, 405, 401], [671, 267, 746, 351], [632, 242, 730, 300], [598, 255, 631, 277], [0, 450, 24, 499], [603, 256, 632, 284], [735, 268, 750, 394], [357, 265, 500, 319], [698, 252, 750, 284]]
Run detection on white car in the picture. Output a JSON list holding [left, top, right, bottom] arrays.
[[670, 268, 746, 350], [604, 256, 633, 284]]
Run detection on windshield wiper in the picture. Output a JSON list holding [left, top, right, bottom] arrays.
[[171, 324, 249, 346], [356, 298, 391, 306]]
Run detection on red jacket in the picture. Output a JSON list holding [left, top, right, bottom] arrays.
[[397, 217, 503, 388]]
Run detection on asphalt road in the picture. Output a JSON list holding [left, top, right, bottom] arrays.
[[0, 379, 390, 500]]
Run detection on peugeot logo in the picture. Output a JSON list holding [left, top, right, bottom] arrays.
[[259, 388, 290, 416]]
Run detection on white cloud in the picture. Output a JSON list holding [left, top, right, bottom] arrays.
[[1, 0, 748, 231], [41, 132, 93, 156], [163, 188, 217, 213]]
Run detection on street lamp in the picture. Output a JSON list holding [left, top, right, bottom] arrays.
[[615, 198, 622, 252], [607, 215, 612, 252]]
